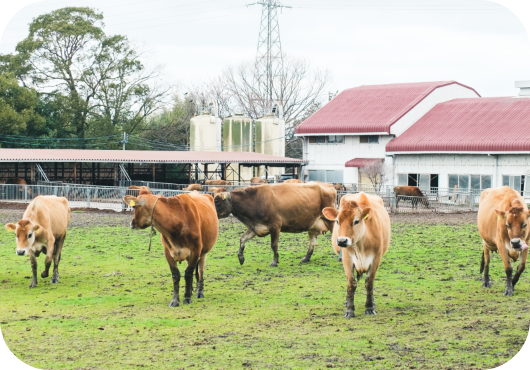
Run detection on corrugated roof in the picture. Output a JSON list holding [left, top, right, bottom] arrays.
[[345, 158, 383, 168], [296, 81, 479, 135], [0, 149, 306, 165], [386, 97, 530, 153]]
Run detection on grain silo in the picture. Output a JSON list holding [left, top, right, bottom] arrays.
[[190, 110, 220, 151], [254, 113, 285, 179], [222, 113, 254, 182]]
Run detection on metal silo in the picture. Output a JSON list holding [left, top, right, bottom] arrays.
[[254, 112, 285, 180], [190, 110, 221, 151], [222, 113, 253, 152]]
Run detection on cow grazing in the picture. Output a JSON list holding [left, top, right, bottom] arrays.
[[214, 182, 336, 266], [322, 192, 390, 318], [123, 189, 218, 307], [5, 196, 70, 288], [283, 179, 303, 184], [184, 184, 204, 191], [477, 186, 529, 296], [394, 186, 429, 209], [205, 179, 231, 186], [250, 177, 267, 184]]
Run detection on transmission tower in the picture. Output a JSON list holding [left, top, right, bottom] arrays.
[[248, 1, 291, 112]]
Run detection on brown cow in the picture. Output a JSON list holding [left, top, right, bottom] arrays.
[[205, 179, 231, 186], [208, 187, 227, 193], [393, 186, 429, 209], [478, 186, 529, 296], [123, 189, 218, 306], [250, 177, 267, 184], [333, 183, 346, 191], [6, 177, 27, 185], [284, 179, 303, 184], [322, 192, 390, 318], [214, 182, 336, 266], [184, 184, 204, 191], [5, 196, 70, 288], [128, 185, 150, 190]]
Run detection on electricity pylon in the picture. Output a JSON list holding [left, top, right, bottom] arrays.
[[247, 1, 291, 112]]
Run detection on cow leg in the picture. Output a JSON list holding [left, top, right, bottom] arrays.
[[481, 242, 492, 288], [512, 249, 528, 287], [238, 229, 256, 265], [28, 250, 38, 289], [41, 236, 55, 279], [342, 252, 356, 318], [51, 236, 65, 284], [269, 229, 280, 267], [300, 231, 319, 263], [497, 242, 514, 296], [395, 196, 399, 209], [164, 244, 180, 307], [195, 255, 207, 299], [183, 255, 199, 304], [365, 258, 381, 315]]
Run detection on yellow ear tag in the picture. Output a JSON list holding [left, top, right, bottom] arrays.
[[222, 194, 227, 200], [7, 227, 13, 233], [36, 228, 41, 234], [363, 214, 369, 220], [498, 215, 503, 221], [130, 200, 136, 207]]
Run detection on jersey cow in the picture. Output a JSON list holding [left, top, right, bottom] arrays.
[[5, 196, 70, 288], [322, 192, 390, 318], [250, 177, 267, 184], [205, 179, 231, 186], [394, 186, 429, 209], [214, 182, 336, 266], [283, 179, 303, 184], [184, 184, 204, 191], [478, 186, 529, 296], [124, 189, 218, 307]]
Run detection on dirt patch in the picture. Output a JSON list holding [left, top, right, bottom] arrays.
[[390, 211, 477, 225]]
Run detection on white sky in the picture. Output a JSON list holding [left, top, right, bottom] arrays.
[[0, 0, 529, 98]]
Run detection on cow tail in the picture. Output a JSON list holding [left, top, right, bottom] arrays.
[[480, 250, 485, 274]]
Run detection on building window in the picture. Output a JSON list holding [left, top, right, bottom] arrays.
[[360, 135, 379, 144], [398, 173, 438, 189], [308, 136, 345, 144], [450, 174, 492, 191], [308, 169, 343, 183], [502, 175, 524, 193]]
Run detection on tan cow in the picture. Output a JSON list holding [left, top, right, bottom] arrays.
[[322, 192, 390, 318], [123, 189, 218, 307], [184, 184, 204, 191], [205, 179, 231, 186], [250, 177, 267, 185], [5, 196, 70, 288], [283, 179, 303, 184], [208, 187, 227, 193], [214, 182, 336, 266], [478, 186, 529, 296], [128, 185, 150, 190]]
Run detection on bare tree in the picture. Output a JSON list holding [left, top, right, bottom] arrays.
[[359, 161, 393, 193]]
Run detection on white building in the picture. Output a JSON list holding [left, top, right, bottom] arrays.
[[295, 81, 479, 184]]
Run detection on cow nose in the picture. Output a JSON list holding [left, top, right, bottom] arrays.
[[336, 237, 349, 248], [130, 221, 136, 230], [16, 250, 25, 256], [511, 238, 522, 248]]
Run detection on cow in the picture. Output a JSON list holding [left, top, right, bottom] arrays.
[[6, 177, 27, 185], [283, 179, 303, 184], [205, 179, 231, 186], [477, 186, 529, 296], [128, 185, 150, 190], [250, 177, 267, 185], [208, 187, 227, 193], [322, 192, 390, 318], [123, 189, 218, 307], [393, 186, 429, 209], [4, 196, 70, 288], [333, 183, 346, 191], [184, 184, 204, 191], [214, 182, 336, 267]]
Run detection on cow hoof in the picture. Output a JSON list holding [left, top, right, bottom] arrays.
[[338, 257, 342, 262], [29, 282, 37, 289], [183, 297, 192, 304], [196, 291, 204, 299], [270, 261, 278, 267], [482, 281, 492, 288], [169, 299, 179, 307], [503, 288, 514, 296], [238, 255, 245, 265], [299, 257, 310, 264], [344, 309, 355, 318], [365, 309, 377, 315], [51, 278, 59, 284], [41, 271, 49, 278]]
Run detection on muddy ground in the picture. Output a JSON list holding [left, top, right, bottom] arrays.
[[0, 201, 478, 228]]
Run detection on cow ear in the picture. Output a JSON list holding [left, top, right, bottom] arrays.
[[322, 207, 338, 220], [362, 207, 372, 220], [34, 224, 42, 234], [5, 223, 16, 233], [124, 195, 139, 207], [495, 209, 505, 220]]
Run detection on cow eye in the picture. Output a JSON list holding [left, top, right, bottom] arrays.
[[506, 224, 510, 228], [524, 224, 528, 228], [354, 220, 360, 225], [28, 233, 32, 238], [335, 220, 339, 224]]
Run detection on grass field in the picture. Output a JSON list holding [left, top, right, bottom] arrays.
[[0, 214, 529, 370]]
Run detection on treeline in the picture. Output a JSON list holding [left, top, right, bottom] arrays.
[[0, 7, 330, 157]]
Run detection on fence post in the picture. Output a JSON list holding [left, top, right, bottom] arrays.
[[24, 185, 28, 204], [469, 191, 474, 211], [390, 194, 396, 213], [87, 189, 91, 208]]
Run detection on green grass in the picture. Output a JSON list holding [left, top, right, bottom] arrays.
[[0, 219, 529, 370]]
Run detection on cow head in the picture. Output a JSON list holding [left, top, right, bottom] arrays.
[[214, 192, 232, 219], [4, 220, 43, 256], [496, 206, 530, 251], [123, 189, 158, 230], [322, 200, 371, 248]]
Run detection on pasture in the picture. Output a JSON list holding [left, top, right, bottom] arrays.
[[0, 209, 528, 370]]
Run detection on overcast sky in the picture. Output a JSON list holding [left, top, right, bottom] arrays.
[[1, 0, 529, 98]]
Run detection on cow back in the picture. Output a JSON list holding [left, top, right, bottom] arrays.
[[23, 196, 70, 238]]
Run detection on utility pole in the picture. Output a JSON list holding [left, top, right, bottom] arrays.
[[122, 132, 129, 150], [247, 0, 291, 112]]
